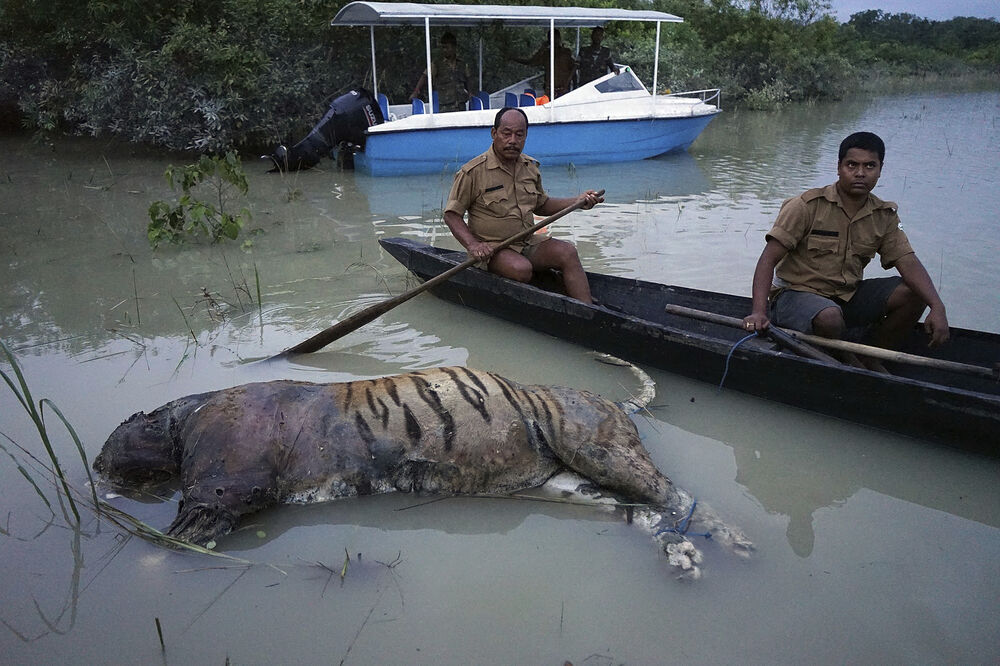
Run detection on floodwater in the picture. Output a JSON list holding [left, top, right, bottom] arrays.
[[2, 89, 998, 664]]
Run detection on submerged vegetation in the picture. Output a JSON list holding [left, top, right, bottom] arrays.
[[147, 151, 253, 248], [0, 0, 997, 150]]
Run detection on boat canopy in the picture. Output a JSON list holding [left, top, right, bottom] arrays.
[[331, 3, 683, 28], [332, 2, 682, 106]]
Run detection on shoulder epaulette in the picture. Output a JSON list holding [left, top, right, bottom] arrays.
[[801, 187, 827, 203], [459, 153, 489, 173]]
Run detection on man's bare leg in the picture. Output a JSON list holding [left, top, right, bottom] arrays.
[[870, 282, 926, 351], [527, 239, 593, 304], [811, 305, 876, 370]]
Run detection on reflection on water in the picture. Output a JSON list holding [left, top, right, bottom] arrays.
[[2, 90, 999, 664]]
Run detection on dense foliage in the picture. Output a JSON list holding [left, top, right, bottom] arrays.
[[1, 0, 997, 151]]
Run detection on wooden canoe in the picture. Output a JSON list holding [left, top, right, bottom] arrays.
[[379, 237, 1000, 453]]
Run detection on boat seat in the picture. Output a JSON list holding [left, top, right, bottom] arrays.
[[519, 93, 535, 107], [523, 88, 535, 96], [476, 91, 490, 109], [377, 93, 389, 120], [432, 91, 440, 113], [504, 92, 518, 108], [411, 98, 425, 115], [469, 96, 483, 111]]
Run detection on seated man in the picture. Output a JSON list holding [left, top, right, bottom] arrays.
[[443, 107, 603, 304], [743, 131, 949, 370]]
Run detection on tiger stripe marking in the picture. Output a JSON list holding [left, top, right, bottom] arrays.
[[342, 382, 354, 413], [384, 378, 401, 406], [354, 412, 376, 449], [365, 387, 390, 427], [410, 375, 456, 451], [441, 367, 491, 423], [402, 404, 422, 446], [456, 366, 491, 397]]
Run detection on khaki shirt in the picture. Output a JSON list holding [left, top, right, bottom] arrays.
[[445, 148, 550, 253], [427, 58, 469, 111], [767, 184, 914, 301]]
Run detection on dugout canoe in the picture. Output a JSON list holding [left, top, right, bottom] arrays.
[[379, 237, 1000, 453]]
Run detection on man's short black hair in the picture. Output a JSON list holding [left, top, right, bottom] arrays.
[[493, 107, 528, 129], [440, 32, 457, 45], [839, 132, 885, 163]]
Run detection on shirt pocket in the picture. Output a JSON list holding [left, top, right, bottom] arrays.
[[482, 186, 510, 216], [806, 234, 840, 257], [849, 239, 879, 272]]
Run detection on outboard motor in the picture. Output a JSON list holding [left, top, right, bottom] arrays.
[[264, 88, 384, 172]]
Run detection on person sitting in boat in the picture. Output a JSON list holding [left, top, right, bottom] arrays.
[[511, 29, 576, 98], [576, 26, 620, 86], [742, 131, 949, 371], [443, 107, 603, 304], [409, 32, 470, 112]]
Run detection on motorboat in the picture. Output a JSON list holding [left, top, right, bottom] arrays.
[[267, 2, 721, 176]]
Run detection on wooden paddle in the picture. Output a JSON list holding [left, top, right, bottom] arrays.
[[274, 190, 604, 358], [664, 303, 999, 381], [663, 304, 839, 364]]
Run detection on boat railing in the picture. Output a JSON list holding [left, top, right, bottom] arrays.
[[662, 88, 722, 110]]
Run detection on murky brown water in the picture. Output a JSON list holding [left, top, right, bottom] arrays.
[[2, 89, 998, 664]]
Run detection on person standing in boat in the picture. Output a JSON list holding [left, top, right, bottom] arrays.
[[443, 107, 603, 304], [512, 29, 576, 98], [742, 131, 949, 371], [409, 32, 470, 112], [576, 26, 620, 86]]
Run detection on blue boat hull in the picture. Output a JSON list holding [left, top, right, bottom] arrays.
[[354, 114, 718, 176]]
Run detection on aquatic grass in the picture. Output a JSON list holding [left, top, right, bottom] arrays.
[[172, 296, 198, 344], [254, 261, 263, 331], [0, 433, 56, 515], [1, 339, 85, 523]]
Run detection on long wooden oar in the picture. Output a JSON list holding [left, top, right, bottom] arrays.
[[275, 190, 604, 358], [664, 304, 839, 364], [664, 303, 999, 381]]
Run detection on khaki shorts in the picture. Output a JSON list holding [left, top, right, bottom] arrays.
[[473, 238, 543, 270], [771, 277, 902, 340]]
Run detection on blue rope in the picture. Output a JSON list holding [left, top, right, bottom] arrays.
[[718, 332, 758, 390], [656, 499, 712, 539]]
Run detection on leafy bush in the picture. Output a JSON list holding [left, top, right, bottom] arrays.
[[147, 151, 252, 248]]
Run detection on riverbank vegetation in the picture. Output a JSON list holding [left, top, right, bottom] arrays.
[[1, 0, 997, 152]]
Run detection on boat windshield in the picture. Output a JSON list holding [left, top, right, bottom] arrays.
[[594, 73, 645, 94]]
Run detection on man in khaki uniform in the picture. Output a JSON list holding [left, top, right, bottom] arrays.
[[743, 131, 949, 370], [410, 32, 470, 112], [444, 107, 603, 304]]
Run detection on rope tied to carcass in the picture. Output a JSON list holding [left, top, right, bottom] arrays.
[[656, 499, 712, 539]]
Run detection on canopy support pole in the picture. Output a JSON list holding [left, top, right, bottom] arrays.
[[549, 19, 555, 100], [652, 21, 661, 105], [424, 17, 434, 114], [369, 26, 378, 98]]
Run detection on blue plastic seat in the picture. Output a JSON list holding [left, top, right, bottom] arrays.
[[411, 98, 425, 115], [377, 93, 389, 120], [476, 91, 490, 109], [432, 91, 440, 113], [469, 96, 483, 111], [504, 92, 518, 108], [519, 93, 535, 107]]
